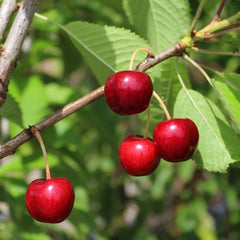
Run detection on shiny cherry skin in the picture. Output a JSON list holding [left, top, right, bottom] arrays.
[[153, 118, 199, 162], [119, 135, 160, 176], [104, 71, 153, 115], [25, 177, 75, 223]]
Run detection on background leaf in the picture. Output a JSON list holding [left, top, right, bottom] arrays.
[[8, 75, 49, 127], [0, 94, 23, 127], [123, 0, 191, 51], [174, 88, 240, 172], [214, 73, 240, 133], [63, 21, 149, 84], [20, 76, 48, 126]]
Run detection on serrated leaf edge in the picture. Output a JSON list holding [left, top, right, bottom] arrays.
[[63, 21, 116, 72], [175, 61, 233, 171]]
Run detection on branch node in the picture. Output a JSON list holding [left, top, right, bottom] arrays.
[[29, 125, 39, 136], [175, 42, 185, 56], [191, 30, 197, 38]]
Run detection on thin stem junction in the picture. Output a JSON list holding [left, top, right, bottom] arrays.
[[129, 48, 154, 71], [188, 0, 207, 36]]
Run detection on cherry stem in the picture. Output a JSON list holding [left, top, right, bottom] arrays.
[[129, 47, 154, 71], [201, 24, 240, 39], [192, 47, 240, 57], [188, 0, 206, 35], [31, 126, 51, 180], [143, 106, 151, 139], [152, 91, 171, 120], [214, 0, 228, 21]]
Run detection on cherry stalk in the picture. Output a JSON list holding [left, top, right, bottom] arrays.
[[214, 0, 229, 21], [152, 91, 171, 120], [129, 47, 154, 71], [30, 126, 51, 180]]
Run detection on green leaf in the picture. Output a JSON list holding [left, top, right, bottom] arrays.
[[0, 94, 23, 127], [63, 21, 149, 84], [4, 178, 26, 198], [20, 76, 48, 126], [7, 75, 48, 128], [214, 73, 240, 133], [73, 186, 90, 212], [151, 161, 173, 199], [123, 0, 191, 51], [0, 156, 23, 177], [46, 82, 74, 105], [0, 153, 59, 177], [174, 88, 240, 172]]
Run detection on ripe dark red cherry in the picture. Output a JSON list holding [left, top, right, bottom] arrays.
[[104, 71, 153, 115], [119, 135, 160, 176], [25, 177, 75, 223], [153, 118, 199, 162]]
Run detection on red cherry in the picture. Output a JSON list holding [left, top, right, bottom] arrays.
[[153, 118, 199, 162], [119, 135, 160, 176], [104, 71, 153, 115], [25, 177, 75, 223]]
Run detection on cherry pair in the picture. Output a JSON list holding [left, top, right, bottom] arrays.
[[119, 118, 199, 176], [104, 71, 199, 176]]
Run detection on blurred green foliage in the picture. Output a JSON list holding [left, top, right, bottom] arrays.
[[0, 0, 240, 239]]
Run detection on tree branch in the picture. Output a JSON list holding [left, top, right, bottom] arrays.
[[0, 85, 105, 159], [1, 7, 240, 160], [214, 0, 228, 21], [0, 42, 185, 160], [195, 11, 240, 40], [0, 0, 18, 43], [187, 0, 207, 36], [199, 24, 240, 39], [192, 47, 240, 57], [0, 0, 41, 107], [135, 42, 184, 72]]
